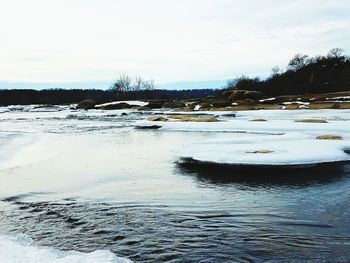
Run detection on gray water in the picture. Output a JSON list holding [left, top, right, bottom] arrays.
[[0, 106, 350, 262]]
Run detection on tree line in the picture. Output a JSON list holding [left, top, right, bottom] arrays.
[[0, 88, 220, 106]]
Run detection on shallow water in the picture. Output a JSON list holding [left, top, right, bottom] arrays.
[[1, 106, 350, 262]]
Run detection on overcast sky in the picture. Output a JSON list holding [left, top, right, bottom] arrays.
[[0, 0, 349, 88]]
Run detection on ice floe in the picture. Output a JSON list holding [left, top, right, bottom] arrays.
[[179, 133, 350, 166], [0, 234, 132, 263]]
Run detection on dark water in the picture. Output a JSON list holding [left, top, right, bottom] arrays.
[[1, 108, 350, 262], [2, 165, 350, 262]]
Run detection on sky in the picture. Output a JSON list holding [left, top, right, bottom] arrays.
[[0, 0, 349, 89]]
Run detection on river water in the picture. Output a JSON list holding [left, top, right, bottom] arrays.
[[0, 105, 350, 262]]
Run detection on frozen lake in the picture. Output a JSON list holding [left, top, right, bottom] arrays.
[[1, 105, 350, 262]]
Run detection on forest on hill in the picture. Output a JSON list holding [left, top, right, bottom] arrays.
[[225, 48, 350, 96]]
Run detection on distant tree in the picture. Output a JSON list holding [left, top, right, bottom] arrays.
[[141, 79, 155, 91], [287, 54, 309, 71], [271, 66, 281, 76], [134, 76, 143, 91], [110, 74, 155, 93], [226, 75, 261, 91], [111, 74, 132, 92], [327, 48, 344, 59]]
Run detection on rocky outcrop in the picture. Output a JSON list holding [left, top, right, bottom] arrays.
[[147, 116, 168, 122], [76, 99, 96, 110], [227, 90, 263, 102], [101, 102, 133, 110], [162, 101, 187, 109]]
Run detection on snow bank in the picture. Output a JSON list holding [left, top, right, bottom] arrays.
[[0, 234, 132, 263], [179, 133, 350, 166]]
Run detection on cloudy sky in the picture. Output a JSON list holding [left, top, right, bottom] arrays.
[[0, 0, 349, 89]]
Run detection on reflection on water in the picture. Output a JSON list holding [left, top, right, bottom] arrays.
[[176, 160, 350, 187]]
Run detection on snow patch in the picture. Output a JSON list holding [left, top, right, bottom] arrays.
[[259, 98, 276, 103], [0, 234, 132, 263], [194, 105, 201, 111]]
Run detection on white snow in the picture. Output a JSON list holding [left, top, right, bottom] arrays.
[[134, 109, 350, 166], [282, 101, 310, 105], [326, 96, 350, 100], [96, 101, 148, 107], [259, 98, 276, 102], [0, 234, 132, 263], [179, 133, 350, 166], [194, 105, 201, 111]]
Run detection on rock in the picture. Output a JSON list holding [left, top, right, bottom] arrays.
[[222, 90, 234, 99], [285, 103, 300, 110], [228, 90, 263, 102], [250, 118, 267, 122], [204, 95, 217, 100], [134, 125, 162, 130], [162, 101, 187, 109], [211, 100, 232, 108], [332, 102, 341, 109], [121, 112, 128, 116], [295, 119, 328, 123], [138, 106, 151, 111], [147, 116, 168, 122], [316, 135, 343, 140], [246, 150, 274, 154], [76, 99, 96, 110], [101, 102, 132, 110], [147, 100, 167, 109], [199, 102, 213, 110], [168, 115, 219, 122]]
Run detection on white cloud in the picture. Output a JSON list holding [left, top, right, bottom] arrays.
[[0, 0, 349, 85]]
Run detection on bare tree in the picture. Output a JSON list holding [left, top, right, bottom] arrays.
[[271, 66, 281, 76], [134, 76, 143, 91], [141, 79, 155, 91], [287, 54, 309, 71], [327, 48, 344, 59], [111, 74, 132, 92], [111, 74, 155, 93]]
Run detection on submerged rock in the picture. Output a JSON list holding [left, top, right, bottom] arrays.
[[316, 135, 343, 140], [134, 125, 162, 130], [249, 118, 267, 122], [295, 119, 328, 123]]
